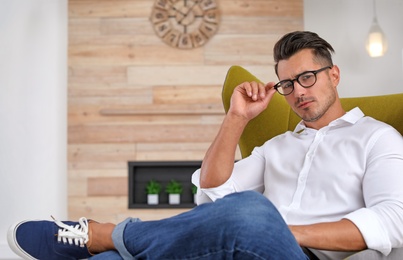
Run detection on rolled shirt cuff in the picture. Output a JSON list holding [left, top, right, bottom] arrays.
[[344, 208, 392, 255]]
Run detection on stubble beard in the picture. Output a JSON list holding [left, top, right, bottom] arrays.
[[294, 86, 336, 123]]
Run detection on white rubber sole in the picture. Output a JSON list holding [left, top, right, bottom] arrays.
[[7, 220, 37, 260]]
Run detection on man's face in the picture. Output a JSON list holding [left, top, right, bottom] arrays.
[[276, 49, 340, 127]]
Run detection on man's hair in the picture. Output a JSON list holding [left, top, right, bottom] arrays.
[[273, 31, 335, 75]]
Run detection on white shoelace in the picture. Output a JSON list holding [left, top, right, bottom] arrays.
[[52, 216, 89, 248]]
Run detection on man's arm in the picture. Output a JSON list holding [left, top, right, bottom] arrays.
[[289, 219, 367, 251], [198, 114, 248, 188], [199, 81, 276, 188]]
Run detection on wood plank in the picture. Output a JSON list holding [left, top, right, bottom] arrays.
[[69, 33, 160, 47], [153, 85, 222, 104], [68, 87, 152, 98], [68, 18, 101, 36], [98, 110, 223, 116], [69, 44, 204, 66], [201, 114, 226, 125], [99, 104, 224, 116], [68, 196, 128, 222], [204, 53, 273, 66], [127, 65, 231, 86], [69, 169, 128, 178], [100, 18, 154, 35], [69, 0, 153, 18], [135, 142, 210, 161], [220, 0, 303, 17], [69, 108, 222, 126], [69, 176, 88, 197], [133, 141, 242, 161], [218, 17, 303, 35], [69, 0, 303, 19], [135, 144, 242, 161], [68, 143, 136, 169], [68, 66, 127, 87], [88, 177, 128, 196], [205, 35, 277, 56], [69, 94, 153, 106], [68, 124, 220, 144]]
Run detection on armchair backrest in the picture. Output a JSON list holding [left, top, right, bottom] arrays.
[[222, 66, 403, 158]]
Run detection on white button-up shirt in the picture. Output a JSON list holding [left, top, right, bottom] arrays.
[[192, 108, 403, 259]]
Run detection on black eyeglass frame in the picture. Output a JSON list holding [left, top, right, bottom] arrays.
[[273, 66, 332, 96]]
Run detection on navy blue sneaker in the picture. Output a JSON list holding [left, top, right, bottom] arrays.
[[7, 216, 93, 260]]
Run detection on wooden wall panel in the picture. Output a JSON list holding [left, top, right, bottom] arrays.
[[69, 1, 152, 18], [68, 124, 221, 143], [87, 177, 128, 196], [127, 65, 232, 85], [69, 45, 205, 66], [68, 143, 136, 169], [68, 0, 303, 221]]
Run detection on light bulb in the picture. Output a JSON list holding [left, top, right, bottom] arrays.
[[366, 17, 387, 57]]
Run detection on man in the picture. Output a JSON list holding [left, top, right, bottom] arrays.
[[8, 31, 403, 260], [193, 31, 403, 259]]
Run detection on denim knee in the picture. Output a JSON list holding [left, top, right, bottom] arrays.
[[210, 191, 304, 259], [214, 191, 284, 232], [219, 191, 279, 217]]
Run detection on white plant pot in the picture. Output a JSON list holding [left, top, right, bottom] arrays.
[[147, 194, 159, 205], [193, 194, 197, 204], [169, 194, 180, 205]]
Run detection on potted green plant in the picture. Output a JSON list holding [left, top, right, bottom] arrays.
[[146, 180, 161, 205], [165, 179, 182, 205]]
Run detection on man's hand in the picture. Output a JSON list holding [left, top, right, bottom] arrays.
[[199, 81, 276, 189], [229, 81, 277, 121]]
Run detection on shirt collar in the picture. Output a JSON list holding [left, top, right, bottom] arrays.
[[293, 107, 365, 133]]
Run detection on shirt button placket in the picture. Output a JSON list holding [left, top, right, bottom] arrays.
[[289, 130, 325, 210]]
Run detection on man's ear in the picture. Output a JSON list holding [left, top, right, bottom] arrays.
[[330, 65, 340, 87]]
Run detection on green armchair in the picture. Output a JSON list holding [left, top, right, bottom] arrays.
[[222, 65, 403, 259], [223, 65, 403, 158]]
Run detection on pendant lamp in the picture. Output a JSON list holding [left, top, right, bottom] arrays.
[[366, 0, 387, 57]]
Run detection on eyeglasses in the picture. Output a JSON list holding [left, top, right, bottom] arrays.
[[273, 66, 332, 96]]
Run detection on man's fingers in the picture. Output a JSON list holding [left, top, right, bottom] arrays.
[[239, 81, 276, 101]]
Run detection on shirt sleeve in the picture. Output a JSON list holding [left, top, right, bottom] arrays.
[[191, 145, 267, 205], [344, 127, 403, 255]]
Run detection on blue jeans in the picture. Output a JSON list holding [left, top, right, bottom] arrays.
[[90, 191, 307, 259]]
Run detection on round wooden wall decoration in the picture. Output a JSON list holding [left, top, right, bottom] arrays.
[[150, 0, 220, 49]]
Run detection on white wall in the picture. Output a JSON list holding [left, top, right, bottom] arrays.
[[0, 0, 67, 258], [304, 0, 403, 97]]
